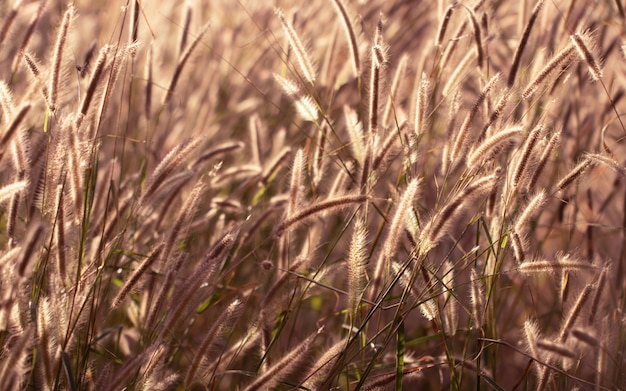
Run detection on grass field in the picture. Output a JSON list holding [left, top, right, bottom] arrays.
[[0, 0, 625, 389]]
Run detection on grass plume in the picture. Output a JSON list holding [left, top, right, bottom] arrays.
[[276, 8, 317, 84], [48, 4, 73, 113], [508, 0, 544, 86]]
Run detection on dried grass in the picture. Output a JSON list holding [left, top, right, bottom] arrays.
[[0, 1, 624, 389]]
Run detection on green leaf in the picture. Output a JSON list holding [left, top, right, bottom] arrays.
[[396, 319, 405, 391], [196, 293, 220, 314], [44, 109, 49, 132]]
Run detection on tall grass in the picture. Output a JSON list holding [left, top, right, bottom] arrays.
[[0, 0, 624, 389]]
